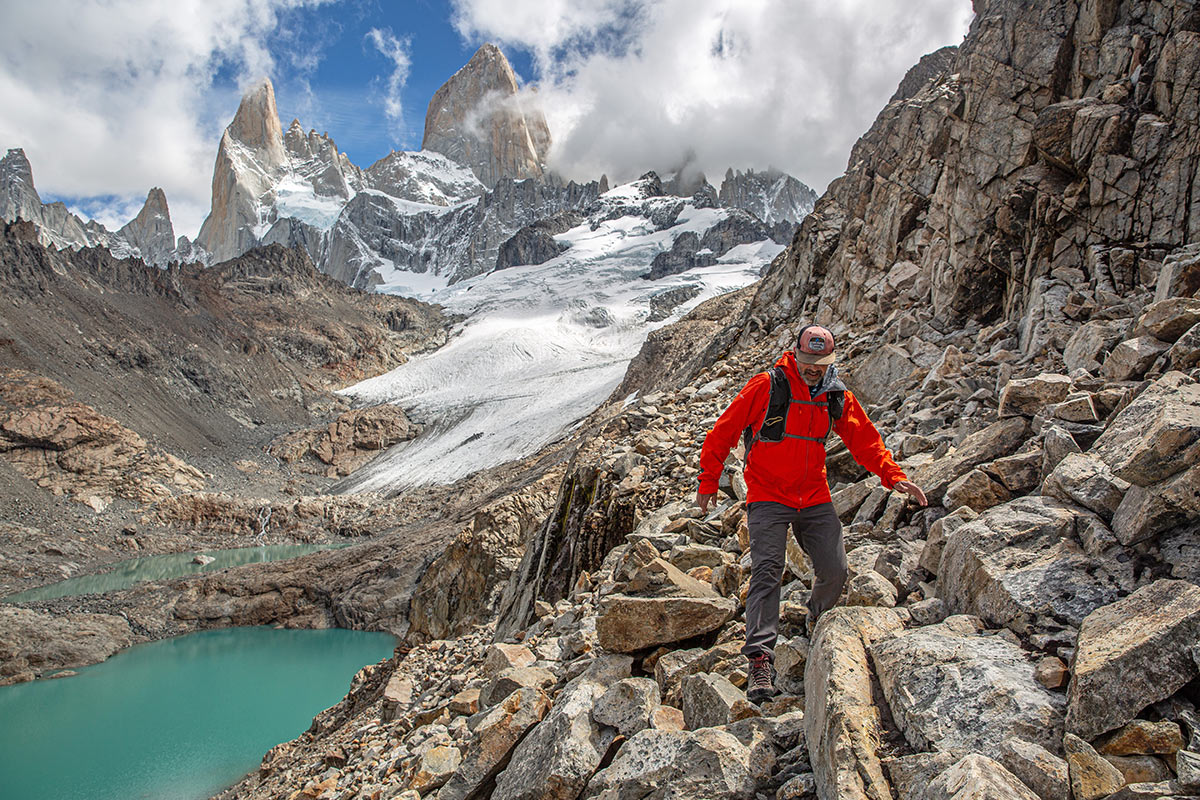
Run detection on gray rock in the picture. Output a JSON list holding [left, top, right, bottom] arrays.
[[1068, 580, 1200, 740], [996, 737, 1070, 800], [998, 374, 1072, 417], [909, 597, 948, 626], [774, 637, 809, 695], [937, 496, 1135, 632], [1065, 732, 1125, 800], [1168, 322, 1200, 371], [909, 418, 1031, 504], [596, 594, 737, 652], [1111, 484, 1190, 546], [921, 753, 1042, 800], [1042, 453, 1131, 521], [592, 677, 660, 737], [491, 657, 630, 800], [480, 666, 557, 709], [1064, 320, 1127, 373], [682, 672, 759, 729], [1135, 298, 1200, 343], [871, 621, 1065, 755], [1041, 424, 1082, 478], [1178, 750, 1200, 791], [1090, 373, 1200, 487], [1102, 336, 1172, 381], [883, 752, 957, 800], [849, 344, 920, 406], [920, 506, 978, 575], [846, 570, 899, 608], [944, 468, 1012, 513], [805, 607, 903, 800], [483, 643, 537, 675], [581, 727, 756, 800]]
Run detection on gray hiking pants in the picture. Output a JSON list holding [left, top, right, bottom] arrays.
[[742, 501, 846, 660]]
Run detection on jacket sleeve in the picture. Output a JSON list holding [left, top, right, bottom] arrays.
[[697, 372, 771, 495], [832, 390, 907, 490]]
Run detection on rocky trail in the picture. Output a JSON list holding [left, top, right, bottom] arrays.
[[200, 2, 1200, 799], [3, 1, 1200, 799]]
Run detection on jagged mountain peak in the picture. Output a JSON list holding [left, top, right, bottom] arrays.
[[116, 187, 175, 267], [227, 77, 285, 163], [422, 42, 551, 188]]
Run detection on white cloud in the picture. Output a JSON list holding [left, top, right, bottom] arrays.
[[450, 0, 974, 192], [365, 28, 414, 143], [0, 0, 334, 239]]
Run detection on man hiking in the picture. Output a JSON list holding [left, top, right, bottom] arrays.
[[696, 324, 927, 704]]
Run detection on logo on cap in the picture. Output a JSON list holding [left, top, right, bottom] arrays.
[[796, 325, 836, 364]]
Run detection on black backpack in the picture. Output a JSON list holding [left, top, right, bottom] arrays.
[[742, 366, 844, 457]]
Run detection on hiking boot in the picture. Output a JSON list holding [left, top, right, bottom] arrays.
[[746, 652, 777, 705]]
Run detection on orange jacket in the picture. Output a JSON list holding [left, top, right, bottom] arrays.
[[698, 351, 907, 509]]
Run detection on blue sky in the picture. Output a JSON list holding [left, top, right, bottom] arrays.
[[1, 0, 973, 239]]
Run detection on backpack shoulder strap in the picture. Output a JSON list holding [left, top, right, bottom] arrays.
[[743, 366, 790, 456], [827, 389, 845, 423]]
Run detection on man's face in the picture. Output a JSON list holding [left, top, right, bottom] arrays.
[[794, 350, 829, 387]]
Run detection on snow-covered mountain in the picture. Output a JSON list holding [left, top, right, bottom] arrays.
[[719, 167, 819, 228], [337, 173, 785, 488]]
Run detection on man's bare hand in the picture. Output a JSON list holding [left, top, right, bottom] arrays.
[[696, 491, 717, 514], [893, 480, 928, 507]]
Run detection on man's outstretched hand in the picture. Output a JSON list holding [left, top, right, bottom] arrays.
[[696, 491, 717, 514], [893, 480, 928, 506]]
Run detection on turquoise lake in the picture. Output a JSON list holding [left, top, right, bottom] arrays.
[[3, 543, 352, 604], [0, 626, 396, 800]]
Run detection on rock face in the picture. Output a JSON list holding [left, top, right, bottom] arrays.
[[196, 78, 290, 263], [0, 606, 132, 685], [871, 618, 1065, 755], [1067, 580, 1200, 740], [805, 607, 903, 800], [117, 188, 176, 267], [422, 44, 550, 189]]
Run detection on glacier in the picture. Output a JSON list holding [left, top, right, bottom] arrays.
[[337, 188, 782, 491]]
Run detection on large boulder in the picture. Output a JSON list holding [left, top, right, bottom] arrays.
[[998, 374, 1072, 417], [592, 678, 660, 737], [681, 673, 760, 729], [1102, 336, 1171, 381], [596, 595, 737, 652], [1134, 297, 1200, 342], [581, 727, 756, 800], [1067, 580, 1200, 740], [1041, 453, 1130, 522], [1063, 320, 1128, 373], [805, 607, 903, 800], [847, 344, 920, 406], [871, 619, 1065, 755], [936, 496, 1135, 632], [1090, 373, 1200, 487]]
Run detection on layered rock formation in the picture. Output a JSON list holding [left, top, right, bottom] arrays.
[[421, 43, 551, 188]]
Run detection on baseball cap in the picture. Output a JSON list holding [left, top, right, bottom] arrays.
[[796, 325, 836, 365]]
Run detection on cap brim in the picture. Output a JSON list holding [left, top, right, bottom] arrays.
[[796, 352, 835, 365]]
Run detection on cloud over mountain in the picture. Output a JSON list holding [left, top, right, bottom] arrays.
[[451, 0, 974, 190]]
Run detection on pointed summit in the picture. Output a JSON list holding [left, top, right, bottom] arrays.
[[422, 43, 551, 187], [196, 77, 288, 263], [227, 77, 286, 166], [118, 187, 176, 267], [0, 148, 45, 225]]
